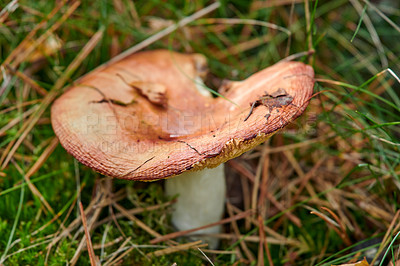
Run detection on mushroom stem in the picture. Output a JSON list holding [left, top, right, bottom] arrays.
[[165, 164, 226, 249]]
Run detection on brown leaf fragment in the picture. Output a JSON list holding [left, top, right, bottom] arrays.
[[130, 81, 167, 107], [259, 90, 293, 112], [244, 88, 294, 121], [332, 257, 370, 266], [269, 87, 288, 97]]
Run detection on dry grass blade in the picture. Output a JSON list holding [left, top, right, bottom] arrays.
[[258, 150, 270, 218], [102, 1, 220, 68], [0, 105, 38, 137], [371, 210, 400, 265], [257, 216, 265, 266], [198, 16, 293, 60], [362, 0, 400, 33], [200, 249, 237, 255], [0, 99, 41, 114], [384, 68, 400, 84], [304, 0, 312, 63], [197, 233, 301, 246], [228, 160, 255, 182], [284, 149, 305, 178], [94, 200, 174, 227], [197, 247, 215, 266], [147, 240, 204, 257], [310, 207, 351, 246], [241, 175, 252, 231], [259, 215, 274, 266], [104, 245, 136, 266], [350, 0, 387, 68], [11, 1, 80, 68], [126, 1, 140, 28], [261, 133, 336, 155], [251, 0, 306, 9], [291, 157, 325, 203], [200, 17, 290, 35], [227, 203, 255, 262], [79, 202, 97, 266], [4, 64, 48, 96], [280, 50, 315, 62], [112, 203, 177, 245], [251, 151, 265, 216], [1, 238, 53, 262], [334, 258, 370, 266], [32, 185, 81, 237], [102, 236, 132, 266], [17, 137, 59, 215], [265, 190, 302, 227], [150, 209, 253, 244], [0, 27, 104, 169], [91, 236, 124, 250], [25, 137, 58, 179], [53, 27, 104, 90], [320, 207, 347, 234], [214, 34, 272, 60], [0, 0, 18, 24], [70, 198, 103, 265], [229, 204, 302, 247], [45, 187, 104, 262], [1, 0, 65, 69]]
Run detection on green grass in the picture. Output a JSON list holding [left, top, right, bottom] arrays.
[[1, 0, 400, 265]]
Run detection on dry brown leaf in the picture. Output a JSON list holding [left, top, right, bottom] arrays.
[[332, 257, 369, 266], [130, 81, 167, 107]]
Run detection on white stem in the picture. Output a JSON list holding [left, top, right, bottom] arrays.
[[165, 164, 226, 249]]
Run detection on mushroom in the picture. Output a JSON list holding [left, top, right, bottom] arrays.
[[51, 50, 314, 248]]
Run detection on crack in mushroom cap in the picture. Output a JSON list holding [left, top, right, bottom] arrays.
[[51, 50, 314, 181]]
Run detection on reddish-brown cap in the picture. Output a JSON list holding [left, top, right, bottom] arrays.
[[51, 50, 314, 181]]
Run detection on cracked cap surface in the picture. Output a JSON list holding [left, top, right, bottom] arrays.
[[51, 50, 315, 181]]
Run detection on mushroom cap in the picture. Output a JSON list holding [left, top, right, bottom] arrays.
[[51, 50, 314, 181]]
